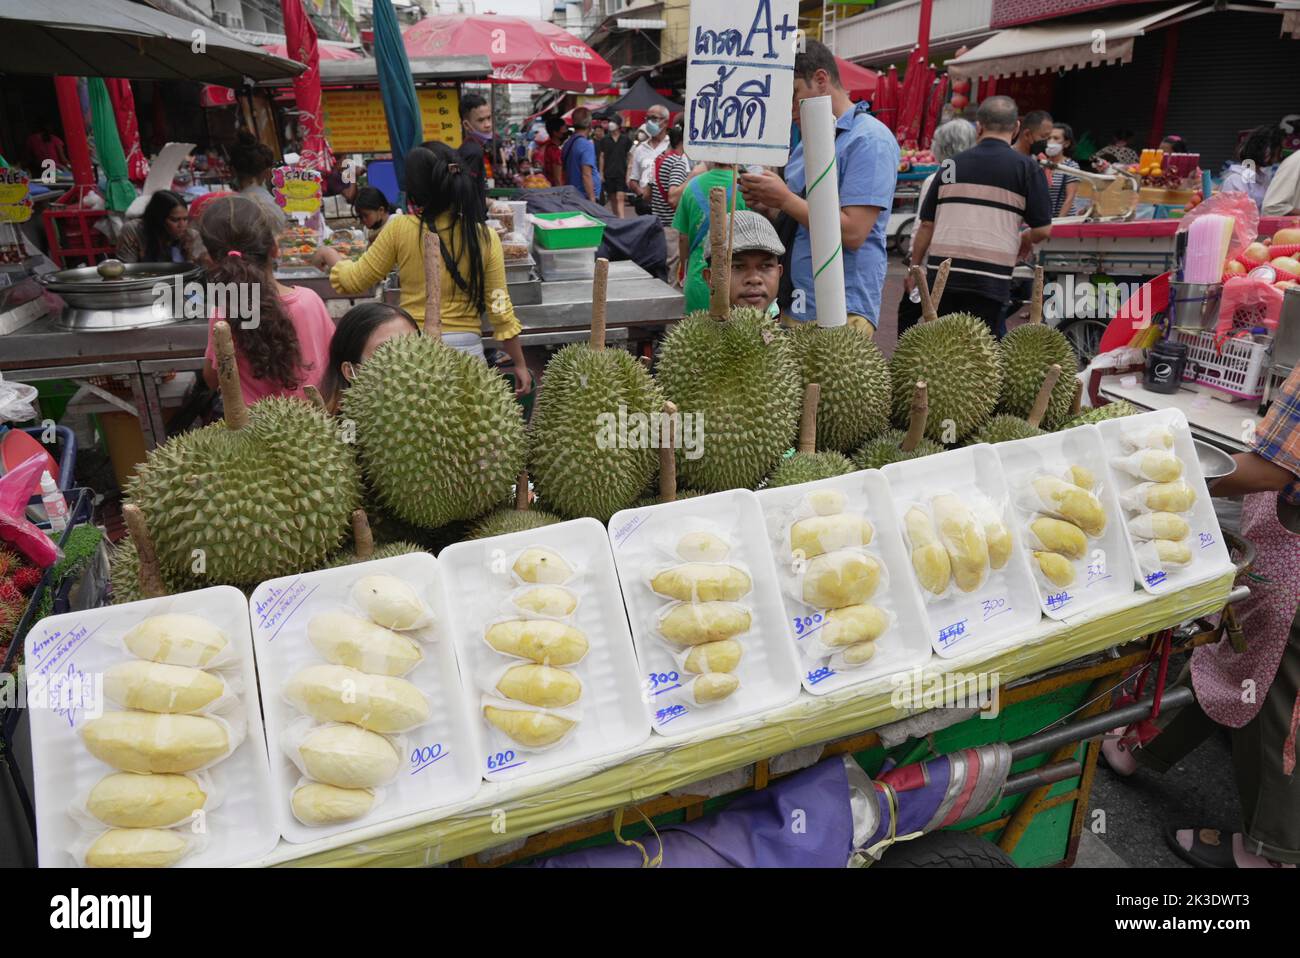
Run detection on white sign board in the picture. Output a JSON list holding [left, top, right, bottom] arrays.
[[685, 0, 800, 167]]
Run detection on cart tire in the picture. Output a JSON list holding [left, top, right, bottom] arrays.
[[875, 830, 1017, 868], [1059, 318, 1109, 366]]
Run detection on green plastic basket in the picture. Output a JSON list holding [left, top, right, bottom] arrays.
[[531, 212, 606, 250]]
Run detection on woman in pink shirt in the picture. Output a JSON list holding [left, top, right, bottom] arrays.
[[197, 195, 333, 403]]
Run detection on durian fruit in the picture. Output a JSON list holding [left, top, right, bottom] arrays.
[[528, 259, 665, 520], [971, 362, 1066, 446], [766, 383, 854, 488], [904, 507, 951, 595], [125, 322, 361, 586], [852, 381, 945, 468], [1032, 476, 1107, 536], [484, 706, 574, 749], [787, 321, 891, 453], [677, 532, 731, 562], [683, 639, 743, 674], [889, 265, 1002, 442], [997, 268, 1078, 429], [1129, 512, 1191, 541], [1030, 516, 1088, 559], [1061, 400, 1139, 430], [691, 672, 740, 704], [468, 472, 562, 541], [343, 334, 525, 530], [656, 307, 801, 492], [1034, 551, 1076, 587], [1067, 465, 1096, 490], [932, 494, 989, 593], [324, 510, 424, 569], [109, 506, 205, 605], [513, 547, 574, 584]]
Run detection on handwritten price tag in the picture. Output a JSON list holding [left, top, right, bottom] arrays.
[[806, 666, 835, 686], [656, 704, 688, 726], [486, 749, 522, 771], [644, 670, 682, 696], [981, 597, 1011, 621], [791, 612, 824, 638], [410, 743, 447, 774]]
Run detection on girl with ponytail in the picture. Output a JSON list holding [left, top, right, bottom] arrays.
[[198, 194, 335, 402], [315, 141, 532, 395]]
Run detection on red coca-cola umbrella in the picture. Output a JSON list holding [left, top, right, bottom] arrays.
[[921, 73, 949, 148], [895, 48, 933, 146], [875, 65, 899, 133], [404, 14, 611, 91]]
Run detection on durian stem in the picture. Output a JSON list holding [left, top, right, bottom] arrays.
[[1030, 266, 1045, 325], [901, 381, 929, 453], [351, 509, 375, 559], [212, 320, 249, 431], [931, 258, 952, 310], [799, 382, 820, 454], [708, 186, 730, 320], [422, 229, 443, 339], [122, 504, 166, 600], [303, 385, 326, 411], [911, 265, 937, 323], [590, 257, 609, 350], [1070, 377, 1083, 418], [1027, 363, 1063, 429], [515, 471, 530, 512], [659, 401, 678, 503]]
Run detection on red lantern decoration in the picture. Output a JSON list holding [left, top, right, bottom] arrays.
[[950, 92, 969, 110], [951, 78, 971, 95]]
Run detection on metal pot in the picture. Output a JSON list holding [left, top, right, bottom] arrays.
[[39, 260, 202, 331]]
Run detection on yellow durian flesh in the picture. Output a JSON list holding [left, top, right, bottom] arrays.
[[308, 611, 423, 677], [659, 602, 751, 645], [496, 664, 582, 709], [1136, 450, 1184, 483], [904, 507, 950, 594], [1141, 481, 1196, 514], [984, 519, 1013, 571], [819, 604, 889, 648], [513, 548, 574, 584], [1128, 512, 1191, 541], [513, 586, 578, 617], [650, 563, 752, 601], [683, 639, 743, 674], [932, 494, 988, 593], [1032, 476, 1107, 537], [807, 490, 847, 516], [790, 513, 874, 559], [1034, 551, 1076, 588], [291, 783, 376, 826], [86, 773, 207, 828], [1030, 516, 1088, 560], [103, 661, 224, 714], [82, 712, 228, 774], [298, 724, 400, 789], [838, 641, 877, 666], [85, 828, 190, 868], [122, 614, 228, 667], [283, 665, 430, 733], [485, 619, 589, 665], [1155, 539, 1193, 566], [691, 672, 740, 704], [802, 551, 881, 609], [484, 706, 575, 748], [676, 532, 731, 562], [1067, 465, 1096, 490]]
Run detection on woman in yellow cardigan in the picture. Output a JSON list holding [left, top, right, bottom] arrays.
[[314, 142, 532, 396]]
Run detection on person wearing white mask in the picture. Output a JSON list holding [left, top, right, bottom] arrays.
[[630, 105, 672, 217], [1046, 124, 1081, 218], [1222, 126, 1279, 214]]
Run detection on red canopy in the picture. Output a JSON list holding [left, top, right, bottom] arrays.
[[875, 65, 899, 133], [261, 40, 361, 61], [404, 15, 611, 91], [921, 73, 949, 148], [895, 49, 933, 146], [835, 57, 878, 100]]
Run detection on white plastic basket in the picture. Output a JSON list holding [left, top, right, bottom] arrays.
[[1171, 328, 1270, 401]]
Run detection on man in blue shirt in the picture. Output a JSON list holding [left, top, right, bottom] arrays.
[[561, 107, 602, 203], [740, 39, 899, 334]]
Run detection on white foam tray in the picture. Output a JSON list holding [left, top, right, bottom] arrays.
[[438, 518, 651, 783], [249, 553, 483, 844], [996, 426, 1137, 620], [883, 444, 1044, 657], [25, 587, 279, 867], [1097, 408, 1234, 594], [608, 489, 802, 737], [756, 470, 934, 695]]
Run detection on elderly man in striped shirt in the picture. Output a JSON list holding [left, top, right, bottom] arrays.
[[910, 95, 1053, 337]]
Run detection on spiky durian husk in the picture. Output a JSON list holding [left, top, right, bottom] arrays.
[[343, 335, 525, 530], [889, 313, 1002, 442], [656, 308, 801, 492], [998, 324, 1078, 429], [125, 397, 361, 586], [851, 430, 946, 470], [765, 452, 855, 489], [1061, 400, 1140, 429], [787, 324, 891, 453], [528, 344, 664, 522], [468, 509, 562, 541], [324, 542, 426, 569], [970, 414, 1045, 446], [108, 539, 206, 605]]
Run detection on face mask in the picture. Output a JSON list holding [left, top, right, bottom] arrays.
[[469, 128, 493, 145], [1030, 139, 1048, 154], [1045, 142, 1064, 157], [645, 121, 662, 137]]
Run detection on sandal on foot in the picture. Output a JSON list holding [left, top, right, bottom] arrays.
[[1165, 828, 1297, 868]]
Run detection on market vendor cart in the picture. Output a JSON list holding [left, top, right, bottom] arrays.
[[234, 569, 1244, 868]]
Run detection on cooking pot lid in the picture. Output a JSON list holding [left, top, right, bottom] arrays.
[[39, 261, 199, 293]]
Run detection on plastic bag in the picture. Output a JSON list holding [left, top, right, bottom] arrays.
[[1178, 190, 1258, 264], [1217, 276, 1284, 336], [0, 374, 38, 424], [0, 452, 61, 567]]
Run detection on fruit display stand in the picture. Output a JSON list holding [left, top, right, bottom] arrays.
[[251, 569, 1238, 868]]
